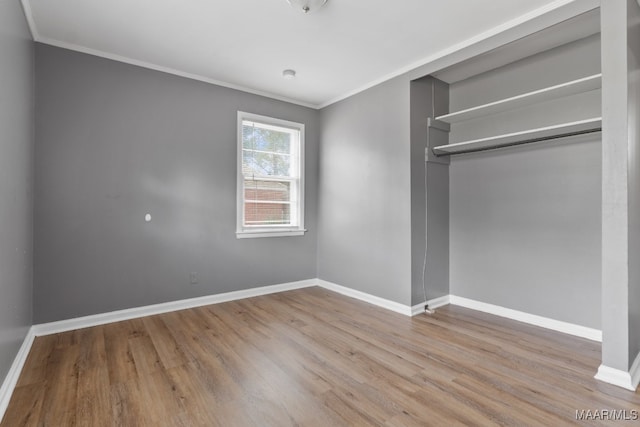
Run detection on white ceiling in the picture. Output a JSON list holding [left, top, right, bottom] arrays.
[[24, 0, 569, 108]]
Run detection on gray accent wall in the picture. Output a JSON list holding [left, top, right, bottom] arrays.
[[318, 77, 412, 306], [449, 35, 602, 329], [0, 1, 34, 384], [34, 44, 319, 323]]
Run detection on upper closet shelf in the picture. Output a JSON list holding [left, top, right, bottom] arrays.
[[432, 117, 601, 156], [435, 74, 601, 124]]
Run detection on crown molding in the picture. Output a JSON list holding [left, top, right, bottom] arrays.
[[317, 0, 600, 108], [36, 37, 319, 109], [19, 0, 38, 41], [20, 1, 318, 109], [21, 0, 600, 110]]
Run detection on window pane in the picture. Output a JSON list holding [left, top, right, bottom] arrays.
[[244, 180, 290, 201], [238, 113, 303, 235], [242, 124, 291, 154], [242, 151, 291, 177], [244, 202, 291, 226]]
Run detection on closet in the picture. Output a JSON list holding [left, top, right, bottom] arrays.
[[413, 1, 640, 390], [430, 9, 601, 156], [413, 9, 602, 350]]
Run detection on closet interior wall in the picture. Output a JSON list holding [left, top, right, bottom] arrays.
[[410, 77, 450, 306], [436, 34, 603, 329]]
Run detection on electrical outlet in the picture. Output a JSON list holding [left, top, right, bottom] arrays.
[[189, 272, 198, 284]]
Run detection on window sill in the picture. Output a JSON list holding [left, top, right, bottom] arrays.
[[236, 229, 307, 239]]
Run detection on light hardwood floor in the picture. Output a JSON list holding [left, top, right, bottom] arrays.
[[2, 287, 639, 426]]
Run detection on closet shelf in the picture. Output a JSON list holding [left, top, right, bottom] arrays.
[[435, 74, 601, 124], [432, 117, 602, 156]]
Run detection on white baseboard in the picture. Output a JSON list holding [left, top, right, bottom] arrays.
[[2, 280, 316, 422], [0, 327, 36, 423], [411, 295, 451, 316], [32, 286, 604, 343], [310, 284, 603, 345], [32, 279, 317, 336], [633, 351, 640, 390], [595, 351, 640, 391], [448, 295, 602, 342], [316, 279, 414, 316], [32, 278, 435, 338], [2, 280, 632, 422]]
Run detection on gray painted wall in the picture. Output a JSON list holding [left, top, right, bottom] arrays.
[[316, 12, 603, 312], [626, 0, 640, 367], [0, 1, 34, 384], [450, 138, 601, 328], [410, 78, 450, 305], [449, 36, 602, 329], [34, 44, 319, 323], [30, 2, 610, 332], [449, 35, 602, 144], [601, 0, 633, 371], [318, 77, 412, 305]]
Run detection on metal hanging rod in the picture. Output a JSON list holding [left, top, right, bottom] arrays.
[[428, 117, 602, 157]]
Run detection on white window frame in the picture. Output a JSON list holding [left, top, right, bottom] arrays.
[[236, 111, 306, 239]]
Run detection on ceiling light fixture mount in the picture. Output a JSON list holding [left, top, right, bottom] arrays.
[[282, 69, 296, 79], [286, 0, 328, 14]]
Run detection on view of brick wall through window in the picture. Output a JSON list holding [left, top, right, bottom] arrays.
[[244, 180, 291, 225], [239, 113, 302, 231]]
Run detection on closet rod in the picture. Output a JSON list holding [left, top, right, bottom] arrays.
[[429, 117, 602, 157]]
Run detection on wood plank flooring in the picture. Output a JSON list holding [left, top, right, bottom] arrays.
[[2, 287, 639, 426]]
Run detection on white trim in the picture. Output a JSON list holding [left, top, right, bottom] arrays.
[[433, 117, 602, 155], [32, 279, 316, 336], [19, 0, 38, 41], [629, 352, 640, 389], [594, 365, 635, 390], [411, 295, 451, 316], [411, 303, 426, 316], [632, 351, 640, 390], [21, 0, 598, 110], [316, 0, 600, 108], [0, 327, 36, 423], [427, 294, 452, 310], [316, 279, 413, 316], [1, 283, 626, 421], [236, 229, 306, 239], [595, 352, 640, 391], [236, 111, 305, 238], [315, 280, 451, 318], [33, 37, 317, 110], [435, 74, 602, 124], [449, 295, 602, 342]]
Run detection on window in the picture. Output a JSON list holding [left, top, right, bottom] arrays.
[[237, 112, 305, 238]]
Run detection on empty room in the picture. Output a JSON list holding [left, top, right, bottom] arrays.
[[2, 0, 640, 425]]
